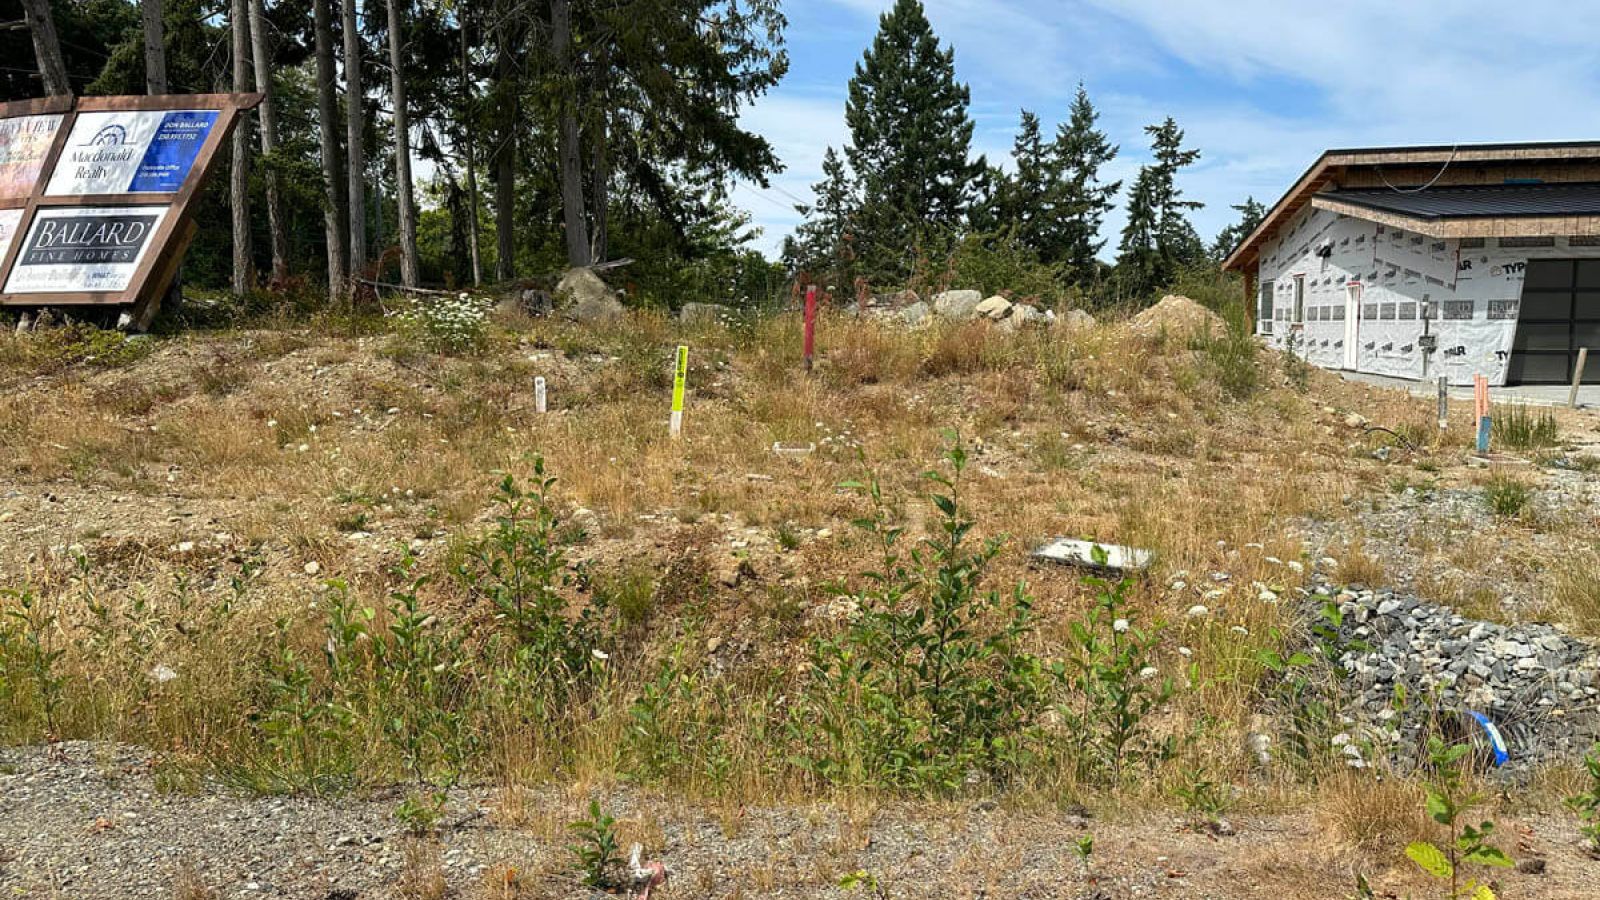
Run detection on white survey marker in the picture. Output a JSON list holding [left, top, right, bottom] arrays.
[[1031, 538, 1153, 573]]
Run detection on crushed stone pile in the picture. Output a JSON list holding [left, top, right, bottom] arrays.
[[1129, 294, 1226, 337], [1310, 575, 1600, 771]]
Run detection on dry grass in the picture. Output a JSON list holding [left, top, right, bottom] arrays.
[[1317, 769, 1434, 853], [399, 839, 449, 900], [170, 862, 219, 900], [0, 306, 1554, 825]]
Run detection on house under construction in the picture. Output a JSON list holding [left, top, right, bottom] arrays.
[[1222, 142, 1600, 385]]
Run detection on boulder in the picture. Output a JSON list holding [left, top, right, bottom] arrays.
[[680, 302, 733, 326], [496, 288, 553, 319], [1060, 308, 1096, 329], [999, 303, 1041, 330], [932, 289, 983, 319], [975, 295, 1014, 320], [871, 289, 920, 308], [899, 301, 931, 326], [556, 267, 624, 323]]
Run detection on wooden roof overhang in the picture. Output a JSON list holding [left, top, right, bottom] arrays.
[[1221, 142, 1600, 273]]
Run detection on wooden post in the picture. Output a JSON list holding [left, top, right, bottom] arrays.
[[1474, 374, 1491, 454], [802, 285, 817, 373], [1437, 376, 1448, 431], [1569, 347, 1588, 409]]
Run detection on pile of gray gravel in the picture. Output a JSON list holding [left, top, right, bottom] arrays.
[[1311, 578, 1600, 771]]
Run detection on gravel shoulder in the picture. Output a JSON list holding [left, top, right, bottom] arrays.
[[2, 742, 1595, 900]]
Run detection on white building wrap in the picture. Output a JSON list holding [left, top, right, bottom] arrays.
[[1255, 206, 1600, 386]]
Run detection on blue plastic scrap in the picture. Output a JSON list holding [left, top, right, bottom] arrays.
[[1466, 710, 1509, 767]]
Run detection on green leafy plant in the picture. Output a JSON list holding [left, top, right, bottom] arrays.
[[1175, 768, 1232, 825], [458, 462, 605, 702], [1405, 735, 1513, 899], [1059, 547, 1175, 783], [1566, 742, 1600, 855], [2, 587, 66, 739], [567, 800, 621, 888], [839, 869, 892, 900], [793, 439, 1059, 791], [377, 555, 473, 825]]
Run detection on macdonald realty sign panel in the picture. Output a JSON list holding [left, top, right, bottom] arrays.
[[4, 206, 168, 294], [46, 110, 218, 195]]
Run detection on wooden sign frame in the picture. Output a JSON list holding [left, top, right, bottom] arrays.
[[0, 92, 262, 328]]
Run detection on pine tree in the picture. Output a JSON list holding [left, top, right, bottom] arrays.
[[845, 0, 981, 280], [995, 109, 1051, 248], [1116, 117, 1202, 299], [1210, 196, 1267, 262], [790, 146, 859, 286], [1051, 85, 1120, 284]]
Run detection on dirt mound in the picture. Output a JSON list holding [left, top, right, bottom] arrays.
[[1130, 294, 1226, 337]]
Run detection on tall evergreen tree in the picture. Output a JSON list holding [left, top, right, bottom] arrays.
[[788, 145, 858, 286], [1051, 85, 1120, 284], [1210, 196, 1267, 262], [844, 0, 980, 279], [994, 109, 1051, 250], [1116, 117, 1202, 298]]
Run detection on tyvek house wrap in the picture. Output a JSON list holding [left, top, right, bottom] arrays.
[[1257, 206, 1600, 386]]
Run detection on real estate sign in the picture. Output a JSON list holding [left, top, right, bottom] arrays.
[[0, 114, 63, 199], [46, 110, 219, 195], [0, 93, 259, 327], [5, 206, 168, 293]]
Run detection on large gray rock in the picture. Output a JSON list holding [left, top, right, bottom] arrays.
[[975, 295, 1014, 320], [932, 289, 983, 319], [899, 301, 931, 326], [874, 289, 920, 308], [680, 302, 733, 326], [497, 288, 553, 319], [1059, 308, 1096, 329], [557, 267, 624, 323], [999, 303, 1042, 331]]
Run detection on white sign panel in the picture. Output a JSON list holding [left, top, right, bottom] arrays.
[[0, 114, 62, 199], [0, 209, 21, 261], [4, 205, 168, 294], [45, 110, 218, 196]]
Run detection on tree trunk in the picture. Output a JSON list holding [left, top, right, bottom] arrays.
[[550, 0, 590, 268], [230, 0, 254, 295], [312, 0, 347, 301], [460, 22, 482, 286], [20, 0, 70, 96], [491, 11, 516, 282], [385, 0, 420, 287], [141, 0, 167, 94], [342, 0, 367, 271], [589, 113, 608, 264], [249, 0, 289, 284]]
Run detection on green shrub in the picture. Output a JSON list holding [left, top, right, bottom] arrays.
[[947, 229, 1072, 306], [1402, 735, 1513, 899], [1568, 743, 1600, 853], [1060, 546, 1176, 783], [792, 439, 1058, 791]]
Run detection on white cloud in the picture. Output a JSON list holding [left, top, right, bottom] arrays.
[[738, 0, 1600, 261]]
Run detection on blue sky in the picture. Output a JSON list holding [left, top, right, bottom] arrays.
[[732, 0, 1600, 259]]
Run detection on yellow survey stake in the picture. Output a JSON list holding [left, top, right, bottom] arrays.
[[672, 345, 688, 411]]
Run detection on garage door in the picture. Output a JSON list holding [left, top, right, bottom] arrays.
[[1509, 259, 1600, 384]]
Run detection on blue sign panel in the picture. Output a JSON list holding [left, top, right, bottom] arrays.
[[128, 111, 218, 193]]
